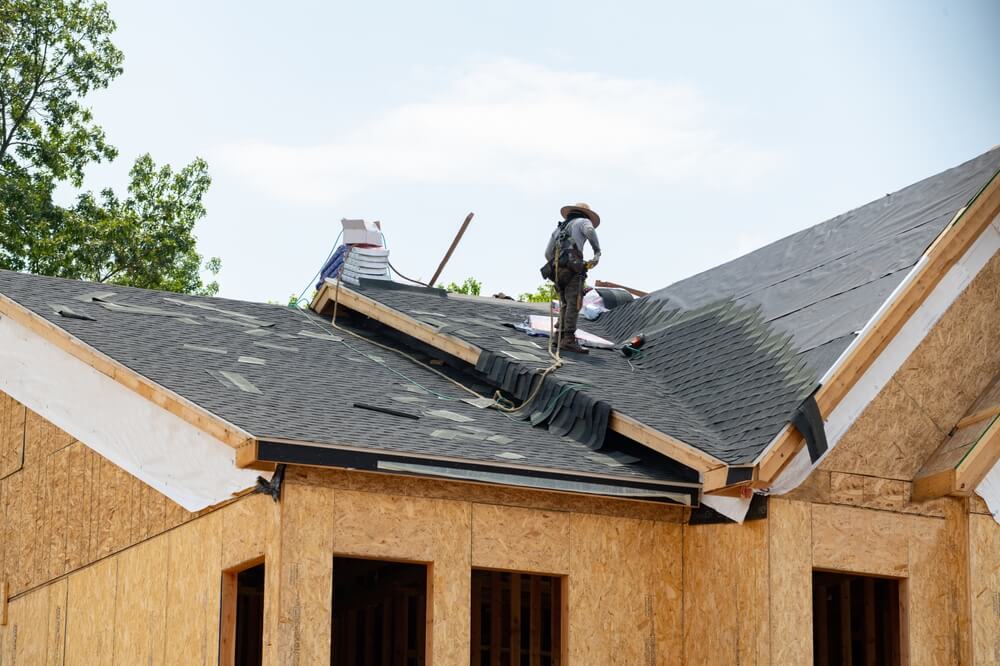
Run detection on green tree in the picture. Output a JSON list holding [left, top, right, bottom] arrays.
[[0, 0, 220, 295], [438, 276, 481, 296], [518, 283, 556, 303]]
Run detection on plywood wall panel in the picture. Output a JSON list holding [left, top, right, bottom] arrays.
[[471, 503, 570, 574], [1, 584, 49, 664], [65, 556, 117, 666], [45, 578, 67, 666], [65, 443, 94, 572], [969, 513, 1000, 664], [768, 499, 813, 666], [47, 446, 70, 579], [811, 503, 909, 577], [278, 482, 334, 666], [221, 491, 271, 569], [0, 393, 25, 478], [164, 511, 222, 666], [571, 513, 683, 665], [114, 537, 169, 666], [651, 521, 684, 666]]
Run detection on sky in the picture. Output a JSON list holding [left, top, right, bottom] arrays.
[[75, 0, 1000, 303]]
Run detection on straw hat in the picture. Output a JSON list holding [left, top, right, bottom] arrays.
[[560, 202, 600, 227]]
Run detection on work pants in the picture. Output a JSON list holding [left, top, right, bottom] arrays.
[[555, 269, 585, 344]]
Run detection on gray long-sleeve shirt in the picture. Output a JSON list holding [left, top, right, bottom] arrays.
[[544, 218, 601, 262]]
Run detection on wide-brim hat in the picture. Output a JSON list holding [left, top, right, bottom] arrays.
[[560, 202, 600, 227]]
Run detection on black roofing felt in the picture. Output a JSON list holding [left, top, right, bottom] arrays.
[[348, 147, 1000, 465], [0, 269, 697, 496]]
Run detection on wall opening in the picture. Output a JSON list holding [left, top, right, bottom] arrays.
[[331, 556, 427, 665], [813, 571, 903, 666], [221, 561, 266, 666], [471, 569, 563, 666]]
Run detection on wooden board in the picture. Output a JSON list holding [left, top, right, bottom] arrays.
[[811, 503, 909, 578], [65, 556, 118, 665], [969, 513, 1000, 663], [113, 538, 168, 665], [164, 511, 222, 666], [278, 482, 335, 665], [471, 503, 571, 574], [768, 499, 813, 665]]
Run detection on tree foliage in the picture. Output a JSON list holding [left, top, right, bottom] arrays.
[[438, 276, 481, 296], [518, 283, 556, 303], [0, 0, 220, 295]]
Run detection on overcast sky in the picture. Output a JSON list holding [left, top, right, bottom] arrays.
[[77, 0, 999, 302]]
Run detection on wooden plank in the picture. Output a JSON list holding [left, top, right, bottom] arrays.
[[608, 412, 722, 472], [758, 174, 1000, 483], [0, 580, 7, 626], [219, 570, 238, 666], [0, 292, 256, 449], [490, 572, 501, 666], [530, 575, 541, 666], [955, 415, 1000, 493], [956, 404, 1000, 429], [510, 574, 521, 664], [911, 468, 955, 501]]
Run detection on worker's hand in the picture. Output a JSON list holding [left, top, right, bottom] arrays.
[[586, 253, 600, 269]]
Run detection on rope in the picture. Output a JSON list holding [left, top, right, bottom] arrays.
[[388, 261, 430, 287]]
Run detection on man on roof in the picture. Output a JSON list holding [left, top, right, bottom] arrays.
[[543, 202, 602, 354]]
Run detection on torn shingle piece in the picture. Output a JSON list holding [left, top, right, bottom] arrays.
[[397, 383, 430, 394], [238, 356, 267, 365], [96, 301, 189, 318], [495, 451, 525, 460], [49, 304, 96, 321], [585, 453, 625, 468], [205, 315, 275, 328], [425, 409, 475, 423], [390, 394, 427, 404], [502, 336, 541, 349], [501, 350, 544, 362], [74, 291, 116, 303], [487, 434, 514, 445], [183, 344, 227, 354], [364, 354, 385, 364], [461, 397, 495, 409], [454, 329, 482, 338], [244, 328, 272, 337], [253, 341, 300, 353], [206, 369, 262, 394], [163, 297, 268, 323], [298, 329, 343, 342]]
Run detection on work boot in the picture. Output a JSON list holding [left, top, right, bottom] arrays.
[[559, 340, 590, 354]]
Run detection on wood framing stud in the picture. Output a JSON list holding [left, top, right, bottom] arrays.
[[757, 171, 1000, 485], [0, 580, 7, 626]]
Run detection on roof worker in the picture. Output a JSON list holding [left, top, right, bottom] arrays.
[[542, 202, 602, 354]]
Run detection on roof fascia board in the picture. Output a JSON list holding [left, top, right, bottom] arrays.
[[0, 311, 263, 511], [0, 292, 255, 450], [312, 279, 726, 474], [755, 171, 1000, 487]]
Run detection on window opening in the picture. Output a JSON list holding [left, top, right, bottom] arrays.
[[332, 556, 427, 665], [471, 569, 562, 666], [221, 561, 266, 666], [813, 571, 903, 666]]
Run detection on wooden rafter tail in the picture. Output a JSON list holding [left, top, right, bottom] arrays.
[[755, 171, 1000, 486], [702, 463, 757, 494], [316, 281, 722, 474], [954, 416, 1000, 494], [0, 293, 257, 451]]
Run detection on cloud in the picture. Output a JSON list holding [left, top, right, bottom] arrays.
[[216, 59, 777, 203]]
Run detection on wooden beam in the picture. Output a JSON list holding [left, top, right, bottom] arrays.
[[955, 415, 1000, 494], [316, 280, 723, 473], [0, 293, 256, 451], [758, 172, 1000, 484], [235, 440, 276, 472], [1, 579, 8, 626], [911, 468, 956, 502], [956, 404, 1000, 430]]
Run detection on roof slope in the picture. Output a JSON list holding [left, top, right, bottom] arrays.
[[323, 147, 1000, 467], [650, 147, 1000, 375], [0, 270, 696, 502]]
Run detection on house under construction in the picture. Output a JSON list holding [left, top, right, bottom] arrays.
[[0, 147, 999, 664]]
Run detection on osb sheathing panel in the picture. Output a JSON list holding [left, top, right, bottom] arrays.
[[287, 464, 687, 523], [828, 471, 949, 517], [969, 513, 1000, 663], [812, 503, 910, 577], [572, 514, 683, 666], [768, 499, 813, 665], [65, 556, 117, 665], [894, 248, 1000, 433], [278, 482, 335, 665], [0, 578, 65, 665], [969, 493, 992, 515], [113, 537, 169, 665], [333, 487, 471, 665], [820, 378, 946, 480], [682, 516, 769, 665], [164, 510, 223, 666], [471, 503, 571, 574]]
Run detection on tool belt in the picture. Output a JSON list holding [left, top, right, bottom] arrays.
[[540, 248, 584, 280]]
